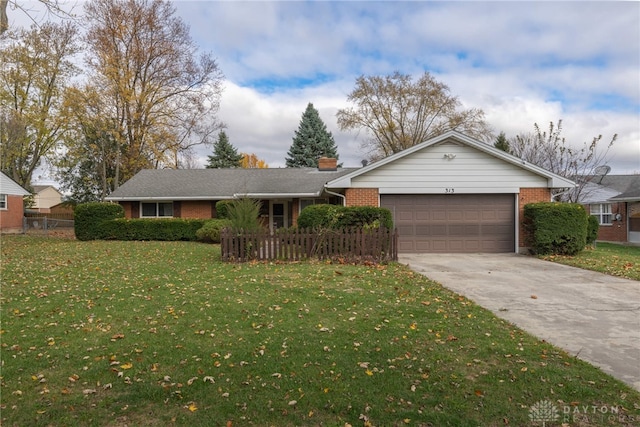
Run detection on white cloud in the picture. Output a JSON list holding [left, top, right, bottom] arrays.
[[7, 0, 639, 182]]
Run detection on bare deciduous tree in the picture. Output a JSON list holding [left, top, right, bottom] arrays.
[[336, 71, 493, 161], [509, 120, 617, 202], [1, 1, 72, 35]]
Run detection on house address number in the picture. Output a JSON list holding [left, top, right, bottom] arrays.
[[445, 188, 455, 194]]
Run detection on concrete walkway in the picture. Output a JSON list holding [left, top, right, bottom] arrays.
[[399, 253, 640, 391]]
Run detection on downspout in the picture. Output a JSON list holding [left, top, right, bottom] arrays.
[[324, 187, 346, 206]]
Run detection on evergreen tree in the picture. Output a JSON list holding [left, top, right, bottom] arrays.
[[286, 103, 339, 168], [206, 131, 243, 168], [494, 131, 510, 153]]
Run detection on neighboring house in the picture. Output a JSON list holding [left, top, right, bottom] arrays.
[[106, 131, 575, 253], [32, 185, 63, 213], [0, 171, 30, 233], [579, 175, 640, 244]]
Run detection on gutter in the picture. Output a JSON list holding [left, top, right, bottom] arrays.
[[233, 193, 321, 199], [324, 188, 346, 206], [106, 193, 323, 202], [105, 196, 235, 201]]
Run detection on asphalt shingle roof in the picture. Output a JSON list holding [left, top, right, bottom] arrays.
[[582, 175, 640, 202], [106, 168, 358, 200]]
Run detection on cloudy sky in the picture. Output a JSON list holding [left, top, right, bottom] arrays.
[[8, 0, 640, 179]]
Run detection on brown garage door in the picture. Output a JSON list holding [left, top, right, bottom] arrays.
[[381, 194, 515, 253]]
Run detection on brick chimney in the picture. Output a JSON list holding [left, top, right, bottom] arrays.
[[318, 157, 338, 171]]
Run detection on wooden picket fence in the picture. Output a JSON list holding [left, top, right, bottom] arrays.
[[221, 227, 398, 263]]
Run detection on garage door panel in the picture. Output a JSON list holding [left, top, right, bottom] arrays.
[[448, 211, 464, 221], [398, 211, 414, 221], [415, 211, 430, 221], [381, 194, 515, 253], [398, 225, 415, 236]]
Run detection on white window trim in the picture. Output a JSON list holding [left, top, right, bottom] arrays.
[[0, 194, 7, 210], [590, 203, 612, 226], [140, 201, 174, 218]]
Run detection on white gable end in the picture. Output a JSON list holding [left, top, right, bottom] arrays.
[[0, 172, 30, 196], [348, 140, 548, 194]]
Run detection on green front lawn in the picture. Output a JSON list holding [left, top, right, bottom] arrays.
[[1, 236, 639, 426], [540, 242, 640, 281]]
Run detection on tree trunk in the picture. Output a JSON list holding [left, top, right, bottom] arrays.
[[1, 0, 8, 34]]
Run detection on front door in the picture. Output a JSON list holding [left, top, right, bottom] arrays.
[[270, 201, 288, 232]]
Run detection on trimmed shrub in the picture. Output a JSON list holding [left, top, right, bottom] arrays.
[[524, 202, 588, 255], [586, 215, 599, 245], [215, 200, 234, 219], [74, 202, 124, 241], [99, 218, 206, 241], [227, 198, 263, 231], [196, 219, 233, 243], [297, 204, 394, 230], [337, 206, 394, 230], [297, 204, 343, 229]]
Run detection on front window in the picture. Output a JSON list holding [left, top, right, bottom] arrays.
[[590, 203, 612, 225], [141, 202, 173, 218], [0, 194, 6, 210]]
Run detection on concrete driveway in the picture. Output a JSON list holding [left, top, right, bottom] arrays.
[[399, 253, 640, 391]]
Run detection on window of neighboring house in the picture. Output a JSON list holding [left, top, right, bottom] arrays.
[[590, 203, 612, 225], [0, 194, 7, 210], [299, 198, 329, 212], [140, 202, 173, 218]]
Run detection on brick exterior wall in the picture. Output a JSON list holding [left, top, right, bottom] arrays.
[[180, 201, 214, 219], [518, 188, 552, 250], [120, 201, 134, 218], [585, 202, 628, 242], [345, 188, 379, 207], [1, 195, 25, 233]]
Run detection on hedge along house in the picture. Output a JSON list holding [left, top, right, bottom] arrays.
[[106, 131, 575, 253]]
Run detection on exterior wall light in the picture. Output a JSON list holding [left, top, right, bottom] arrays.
[[443, 153, 456, 160]]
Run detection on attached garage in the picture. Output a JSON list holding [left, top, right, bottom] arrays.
[[326, 131, 577, 254], [381, 194, 515, 253]]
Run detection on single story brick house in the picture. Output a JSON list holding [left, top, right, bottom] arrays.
[[0, 171, 30, 233], [579, 175, 640, 244], [106, 131, 575, 253]]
